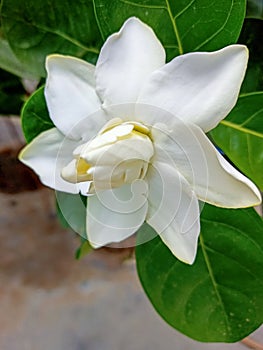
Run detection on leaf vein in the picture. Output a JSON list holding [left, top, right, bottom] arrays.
[[202, 244, 263, 284], [201, 217, 262, 251], [239, 108, 263, 128], [219, 120, 263, 139], [165, 0, 183, 54], [2, 15, 99, 54], [200, 233, 231, 331], [173, 0, 196, 20], [193, 0, 234, 50], [119, 0, 166, 10]]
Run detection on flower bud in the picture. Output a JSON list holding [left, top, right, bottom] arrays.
[[61, 121, 154, 191]]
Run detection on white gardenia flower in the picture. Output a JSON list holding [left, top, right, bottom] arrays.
[[19, 17, 262, 264]]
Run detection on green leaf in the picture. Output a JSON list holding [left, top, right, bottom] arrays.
[[136, 205, 263, 342], [56, 192, 91, 259], [75, 239, 93, 260], [1, 0, 102, 77], [0, 36, 40, 79], [94, 0, 246, 60], [56, 191, 87, 238], [21, 86, 54, 143], [210, 92, 263, 191], [246, 0, 263, 19], [0, 68, 25, 114], [239, 19, 263, 93]]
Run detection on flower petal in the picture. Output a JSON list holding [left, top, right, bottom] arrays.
[[135, 103, 176, 128], [86, 181, 148, 247], [138, 45, 248, 132], [95, 17, 165, 105], [152, 122, 262, 208], [146, 162, 200, 264], [19, 128, 85, 193], [45, 55, 105, 139]]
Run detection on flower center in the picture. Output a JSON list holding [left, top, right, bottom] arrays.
[[61, 120, 154, 192]]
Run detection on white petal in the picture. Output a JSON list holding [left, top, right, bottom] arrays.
[[86, 181, 148, 247], [45, 55, 105, 139], [213, 151, 262, 207], [146, 162, 200, 264], [152, 122, 262, 208], [95, 17, 165, 105], [135, 103, 176, 128], [19, 128, 85, 193], [138, 45, 248, 132]]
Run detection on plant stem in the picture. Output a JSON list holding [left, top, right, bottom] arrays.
[[241, 337, 263, 350]]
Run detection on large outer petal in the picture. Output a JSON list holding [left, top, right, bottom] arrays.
[[45, 55, 106, 140], [152, 122, 261, 208], [95, 17, 165, 106], [146, 162, 200, 264], [19, 128, 85, 193], [138, 45, 248, 132], [87, 181, 148, 247]]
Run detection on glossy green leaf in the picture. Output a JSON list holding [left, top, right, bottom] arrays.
[[21, 86, 54, 143], [0, 36, 40, 79], [239, 19, 263, 93], [0, 68, 25, 114], [56, 191, 87, 238], [136, 205, 263, 342], [1, 0, 102, 77], [56, 192, 91, 258], [246, 0, 263, 19], [94, 0, 246, 60], [210, 92, 263, 191]]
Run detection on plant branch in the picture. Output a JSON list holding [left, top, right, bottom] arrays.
[[241, 337, 263, 350]]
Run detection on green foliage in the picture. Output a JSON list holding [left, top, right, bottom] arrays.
[[239, 19, 263, 93], [1, 0, 102, 77], [56, 191, 87, 238], [56, 193, 92, 259], [75, 239, 93, 260], [210, 92, 263, 190], [0, 36, 40, 79], [21, 86, 54, 142], [94, 0, 246, 60], [136, 205, 263, 342], [0, 68, 25, 114], [246, 0, 263, 19]]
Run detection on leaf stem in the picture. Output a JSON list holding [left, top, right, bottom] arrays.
[[241, 337, 263, 350]]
